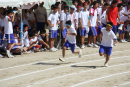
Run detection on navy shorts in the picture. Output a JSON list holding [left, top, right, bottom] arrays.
[[64, 40, 75, 52], [11, 45, 19, 51], [117, 25, 125, 34], [99, 45, 113, 56], [5, 34, 15, 44], [112, 25, 117, 35], [0, 33, 3, 44], [49, 30, 58, 38], [79, 27, 87, 36], [89, 27, 97, 36], [62, 28, 67, 38], [97, 23, 102, 34]]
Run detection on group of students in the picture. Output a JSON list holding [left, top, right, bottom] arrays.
[[0, 0, 130, 66]]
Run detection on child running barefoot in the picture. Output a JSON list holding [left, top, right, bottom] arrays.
[[99, 22, 117, 67], [59, 21, 82, 62]]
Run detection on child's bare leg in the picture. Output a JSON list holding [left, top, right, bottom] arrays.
[[81, 36, 85, 45], [62, 46, 66, 58], [105, 55, 110, 63], [49, 38, 55, 48], [11, 46, 22, 53], [72, 51, 79, 54], [93, 36, 96, 44], [122, 33, 125, 40], [8, 43, 15, 52], [99, 53, 104, 56], [62, 38, 66, 46], [119, 34, 122, 41]]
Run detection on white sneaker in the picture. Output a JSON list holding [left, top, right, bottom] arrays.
[[0, 54, 3, 58], [87, 44, 92, 47], [93, 44, 99, 48], [53, 47, 58, 51], [123, 39, 127, 42], [66, 47, 70, 50], [79, 50, 82, 58], [59, 58, 65, 62], [75, 45, 79, 49], [50, 48, 56, 52], [96, 41, 100, 45], [81, 45, 85, 49], [9, 54, 14, 58], [6, 50, 10, 58], [104, 62, 108, 67]]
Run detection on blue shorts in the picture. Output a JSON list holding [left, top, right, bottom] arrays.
[[118, 25, 125, 34], [112, 25, 117, 35], [37, 22, 45, 31], [49, 30, 58, 38], [89, 27, 97, 36], [11, 45, 19, 51], [79, 27, 87, 36], [64, 40, 75, 52], [5, 34, 15, 44], [102, 23, 106, 27], [62, 28, 67, 38], [0, 33, 3, 44], [97, 23, 102, 34], [99, 45, 113, 56]]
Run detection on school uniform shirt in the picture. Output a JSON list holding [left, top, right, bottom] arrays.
[[123, 6, 130, 15], [4, 16, 13, 34], [67, 13, 76, 27], [23, 31, 29, 47], [66, 26, 77, 44], [89, 8, 98, 27], [97, 7, 102, 23], [117, 10, 124, 22], [101, 10, 107, 25], [48, 12, 59, 30], [34, 6, 47, 22], [30, 37, 38, 46], [79, 10, 89, 28], [74, 11, 80, 27], [60, 12, 68, 28], [101, 27, 117, 47]]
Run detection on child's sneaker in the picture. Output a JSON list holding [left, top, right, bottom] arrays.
[[78, 50, 82, 58], [123, 39, 127, 42], [9, 54, 14, 58], [104, 62, 108, 67], [81, 45, 85, 49], [6, 50, 11, 58], [76, 45, 79, 49], [87, 44, 92, 47], [59, 58, 65, 62], [66, 47, 70, 50], [0, 54, 3, 58], [93, 44, 99, 48], [50, 48, 56, 52]]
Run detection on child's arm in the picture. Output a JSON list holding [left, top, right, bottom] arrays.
[[8, 13, 15, 22], [113, 39, 117, 46], [47, 20, 54, 27], [106, 8, 110, 23], [67, 31, 77, 36], [79, 18, 83, 30]]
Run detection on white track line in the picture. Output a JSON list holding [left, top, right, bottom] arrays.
[[0, 55, 129, 82], [26, 63, 130, 87], [0, 50, 130, 71], [71, 71, 130, 87], [113, 82, 130, 87]]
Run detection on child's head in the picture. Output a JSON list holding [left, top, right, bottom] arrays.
[[23, 24, 28, 32], [29, 32, 33, 39], [55, 2, 61, 9], [77, 5, 81, 11], [13, 29, 18, 37], [117, 3, 123, 11], [53, 5, 58, 13], [73, 0, 78, 7], [106, 22, 113, 31], [33, 30, 38, 37], [61, 1, 66, 10], [103, 3, 109, 10], [83, 2, 88, 9], [13, 25, 19, 32], [51, 4, 55, 10], [111, 0, 117, 8], [64, 6, 69, 13], [93, 1, 99, 9], [66, 20, 72, 29], [7, 8, 13, 15], [40, 30, 46, 37], [70, 5, 75, 13]]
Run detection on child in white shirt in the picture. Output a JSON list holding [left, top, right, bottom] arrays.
[[59, 20, 82, 62], [99, 22, 117, 67]]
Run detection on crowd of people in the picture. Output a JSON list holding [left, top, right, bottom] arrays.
[[0, 0, 130, 63]]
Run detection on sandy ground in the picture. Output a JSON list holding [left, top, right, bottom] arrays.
[[0, 42, 130, 87]]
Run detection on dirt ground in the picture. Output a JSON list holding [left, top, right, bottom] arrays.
[[0, 42, 130, 87]]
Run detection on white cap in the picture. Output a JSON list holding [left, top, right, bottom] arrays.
[[70, 5, 75, 9]]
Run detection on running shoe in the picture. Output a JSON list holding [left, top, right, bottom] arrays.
[[104, 62, 108, 67], [50, 48, 56, 52], [81, 45, 85, 49], [87, 44, 92, 47], [93, 44, 99, 48], [79, 50, 82, 58], [59, 58, 65, 62]]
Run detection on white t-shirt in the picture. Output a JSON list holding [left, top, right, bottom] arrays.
[[101, 28, 117, 47], [75, 11, 80, 27], [101, 10, 107, 25], [30, 37, 38, 46], [97, 7, 102, 23], [66, 26, 76, 44], [39, 35, 43, 41], [4, 16, 13, 34], [48, 12, 59, 30], [123, 6, 130, 15], [60, 12, 68, 28], [79, 10, 89, 28], [0, 18, 4, 34], [34, 6, 47, 22], [67, 13, 76, 27], [89, 8, 98, 26], [23, 31, 30, 47]]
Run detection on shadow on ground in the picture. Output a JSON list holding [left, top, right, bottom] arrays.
[[71, 65, 104, 69], [33, 62, 74, 65]]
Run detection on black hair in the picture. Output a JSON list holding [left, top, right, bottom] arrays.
[[111, 0, 117, 5], [51, 4, 55, 8], [117, 3, 123, 8], [93, 1, 98, 6], [29, 32, 33, 37], [72, 0, 78, 4], [53, 5, 58, 9], [7, 8, 13, 14], [107, 22, 113, 27], [64, 5, 69, 10], [128, 1, 130, 5], [55, 2, 60, 6], [13, 25, 19, 29], [13, 7, 17, 10], [61, 1, 66, 5], [23, 24, 28, 28], [66, 20, 71, 25], [104, 3, 109, 6], [40, 30, 46, 34], [83, 2, 88, 6], [13, 29, 18, 34], [33, 30, 38, 34]]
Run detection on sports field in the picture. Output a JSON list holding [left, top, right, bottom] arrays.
[[0, 42, 130, 87]]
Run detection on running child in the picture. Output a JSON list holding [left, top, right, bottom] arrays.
[[59, 21, 82, 62], [99, 22, 117, 67], [79, 2, 90, 49]]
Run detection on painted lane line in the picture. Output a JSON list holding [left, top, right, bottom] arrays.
[[0, 56, 129, 82], [26, 63, 130, 87], [113, 82, 130, 87], [71, 71, 130, 87], [0, 50, 130, 71]]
